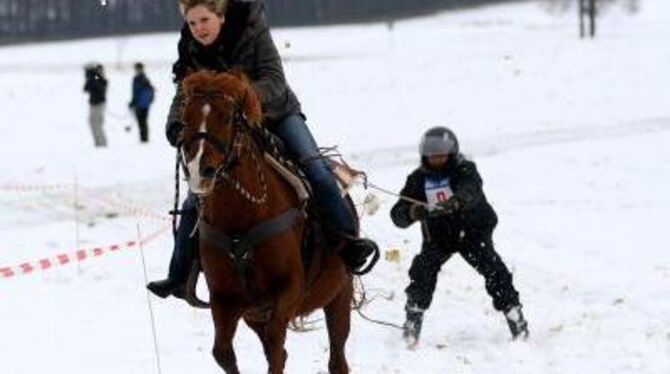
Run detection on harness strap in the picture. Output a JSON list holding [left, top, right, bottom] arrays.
[[198, 208, 301, 295]]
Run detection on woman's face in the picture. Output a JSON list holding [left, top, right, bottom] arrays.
[[184, 5, 224, 46]]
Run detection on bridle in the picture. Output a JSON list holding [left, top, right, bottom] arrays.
[[179, 93, 268, 205]]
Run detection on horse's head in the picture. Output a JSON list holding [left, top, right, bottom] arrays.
[[179, 70, 262, 196]]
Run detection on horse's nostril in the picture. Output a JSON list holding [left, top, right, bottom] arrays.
[[201, 166, 216, 179]]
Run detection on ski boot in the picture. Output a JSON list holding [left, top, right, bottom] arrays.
[[504, 305, 529, 340], [402, 304, 425, 349]]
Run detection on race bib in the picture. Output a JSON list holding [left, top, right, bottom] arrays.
[[424, 177, 453, 208]]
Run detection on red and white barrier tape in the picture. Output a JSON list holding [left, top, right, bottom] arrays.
[[0, 225, 170, 280], [84, 194, 172, 223], [2, 180, 171, 223], [0, 183, 73, 192]]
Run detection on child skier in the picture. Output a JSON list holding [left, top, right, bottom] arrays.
[[390, 126, 528, 347]]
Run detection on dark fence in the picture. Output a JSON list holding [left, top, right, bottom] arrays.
[[0, 0, 522, 45], [267, 0, 523, 25], [0, 0, 182, 44]]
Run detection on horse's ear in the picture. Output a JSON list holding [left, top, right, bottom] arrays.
[[231, 71, 262, 126], [241, 81, 263, 127], [184, 67, 196, 79], [183, 70, 216, 100], [181, 70, 200, 100]]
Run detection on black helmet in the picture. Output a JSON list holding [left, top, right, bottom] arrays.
[[419, 126, 459, 157]]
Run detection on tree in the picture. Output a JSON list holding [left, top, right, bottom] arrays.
[[547, 0, 639, 39]]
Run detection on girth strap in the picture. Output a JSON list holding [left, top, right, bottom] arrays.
[[198, 208, 301, 295]]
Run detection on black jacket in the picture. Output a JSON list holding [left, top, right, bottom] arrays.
[[390, 155, 498, 244], [84, 75, 107, 105], [166, 0, 301, 145]]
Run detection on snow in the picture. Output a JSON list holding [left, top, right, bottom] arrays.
[[1, 1, 669, 373]]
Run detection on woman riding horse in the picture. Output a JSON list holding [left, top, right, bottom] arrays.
[[148, 0, 378, 299]]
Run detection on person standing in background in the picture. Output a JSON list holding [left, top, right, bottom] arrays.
[[128, 62, 155, 143], [83, 63, 108, 147]]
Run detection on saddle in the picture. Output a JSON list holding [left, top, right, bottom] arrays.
[[254, 128, 364, 266], [255, 127, 362, 201]]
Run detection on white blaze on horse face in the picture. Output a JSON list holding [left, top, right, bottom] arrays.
[[187, 103, 212, 194]]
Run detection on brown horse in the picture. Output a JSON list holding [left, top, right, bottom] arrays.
[[178, 70, 354, 374]]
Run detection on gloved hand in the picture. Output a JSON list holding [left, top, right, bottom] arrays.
[[429, 198, 460, 217], [409, 204, 429, 221], [166, 121, 184, 147]]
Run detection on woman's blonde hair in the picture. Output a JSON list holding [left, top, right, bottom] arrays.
[[178, 0, 229, 16]]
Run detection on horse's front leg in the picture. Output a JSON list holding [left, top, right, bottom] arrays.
[[265, 279, 301, 374], [265, 312, 292, 374], [244, 318, 288, 368], [211, 299, 243, 374], [324, 279, 353, 374]]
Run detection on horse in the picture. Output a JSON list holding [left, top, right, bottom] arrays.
[[178, 70, 356, 374]]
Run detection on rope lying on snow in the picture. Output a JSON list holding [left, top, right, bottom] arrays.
[[353, 276, 405, 331]]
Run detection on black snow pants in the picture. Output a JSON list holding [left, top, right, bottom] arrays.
[[405, 227, 520, 312]]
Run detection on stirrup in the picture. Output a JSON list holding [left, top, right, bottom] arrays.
[[342, 238, 380, 276]]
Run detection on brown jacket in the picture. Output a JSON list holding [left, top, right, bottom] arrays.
[[166, 0, 301, 146]]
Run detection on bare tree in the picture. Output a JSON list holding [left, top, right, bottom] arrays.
[[579, 0, 585, 37], [588, 0, 596, 38], [549, 0, 639, 39], [577, 0, 597, 39]]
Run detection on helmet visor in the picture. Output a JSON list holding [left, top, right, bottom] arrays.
[[420, 134, 456, 156]]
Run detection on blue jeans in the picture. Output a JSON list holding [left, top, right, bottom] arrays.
[[273, 114, 357, 236], [166, 114, 357, 282], [167, 193, 198, 283]]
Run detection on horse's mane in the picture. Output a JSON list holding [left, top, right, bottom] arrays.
[[182, 70, 263, 127]]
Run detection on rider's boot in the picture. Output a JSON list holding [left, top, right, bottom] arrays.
[[147, 198, 198, 300]]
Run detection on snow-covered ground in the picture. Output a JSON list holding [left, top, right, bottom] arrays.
[[1, 1, 669, 373]]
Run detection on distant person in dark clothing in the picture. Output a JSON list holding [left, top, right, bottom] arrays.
[[390, 126, 528, 347], [128, 62, 155, 143], [83, 63, 108, 147]]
